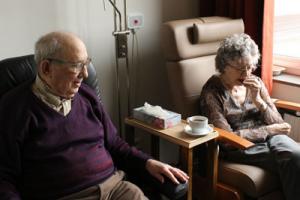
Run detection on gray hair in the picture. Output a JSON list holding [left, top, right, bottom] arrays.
[[215, 33, 260, 73], [34, 32, 65, 65]]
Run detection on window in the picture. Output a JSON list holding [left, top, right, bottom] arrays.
[[274, 0, 300, 76]]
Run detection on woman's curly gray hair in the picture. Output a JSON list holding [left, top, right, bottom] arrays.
[[215, 33, 260, 73]]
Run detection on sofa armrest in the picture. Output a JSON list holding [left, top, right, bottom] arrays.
[[214, 127, 254, 149]]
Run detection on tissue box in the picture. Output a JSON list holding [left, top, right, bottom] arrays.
[[132, 107, 181, 129]]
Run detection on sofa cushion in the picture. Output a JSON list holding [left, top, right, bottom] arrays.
[[219, 161, 281, 198]]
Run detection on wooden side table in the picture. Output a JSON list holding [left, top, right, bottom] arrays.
[[125, 117, 219, 200]]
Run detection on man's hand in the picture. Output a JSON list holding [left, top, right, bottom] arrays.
[[145, 159, 189, 184]]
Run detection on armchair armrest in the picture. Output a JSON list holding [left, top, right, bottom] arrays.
[[214, 127, 254, 149], [126, 168, 188, 200], [213, 99, 300, 150], [212, 99, 300, 150], [273, 99, 300, 112], [144, 173, 188, 200]]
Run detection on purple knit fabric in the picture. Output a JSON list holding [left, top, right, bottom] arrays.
[[0, 81, 150, 200]]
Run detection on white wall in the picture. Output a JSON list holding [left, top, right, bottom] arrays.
[[0, 0, 119, 122], [0, 0, 199, 161], [0, 0, 198, 120], [272, 82, 300, 102]]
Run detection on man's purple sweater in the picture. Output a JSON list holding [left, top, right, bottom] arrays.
[[0, 81, 150, 200]]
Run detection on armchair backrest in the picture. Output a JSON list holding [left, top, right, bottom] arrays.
[[161, 16, 244, 118], [0, 55, 101, 99]]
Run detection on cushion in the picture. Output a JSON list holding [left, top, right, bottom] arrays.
[[219, 161, 281, 198], [161, 17, 241, 61], [193, 19, 244, 44]]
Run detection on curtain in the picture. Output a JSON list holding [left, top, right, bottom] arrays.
[[199, 0, 274, 92], [261, 1, 274, 93]]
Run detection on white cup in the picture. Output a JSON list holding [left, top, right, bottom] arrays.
[[187, 116, 208, 133]]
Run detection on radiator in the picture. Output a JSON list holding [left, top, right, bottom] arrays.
[[284, 113, 300, 142]]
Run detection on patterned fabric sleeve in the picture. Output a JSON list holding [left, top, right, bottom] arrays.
[[200, 76, 284, 143], [200, 90, 269, 142], [258, 78, 285, 125], [200, 91, 233, 131]]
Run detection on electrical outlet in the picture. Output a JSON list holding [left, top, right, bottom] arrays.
[[127, 13, 144, 29], [116, 34, 127, 58]]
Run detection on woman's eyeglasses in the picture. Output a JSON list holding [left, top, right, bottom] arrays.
[[227, 63, 256, 73], [47, 57, 92, 72]]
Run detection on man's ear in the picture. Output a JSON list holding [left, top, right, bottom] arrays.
[[40, 59, 51, 76]]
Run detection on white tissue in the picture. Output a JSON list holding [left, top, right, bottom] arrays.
[[143, 102, 171, 119]]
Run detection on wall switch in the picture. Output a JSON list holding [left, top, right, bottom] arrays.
[[127, 13, 144, 29]]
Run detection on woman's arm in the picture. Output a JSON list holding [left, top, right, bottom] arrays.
[[244, 77, 284, 124], [200, 91, 269, 142], [200, 89, 289, 142]]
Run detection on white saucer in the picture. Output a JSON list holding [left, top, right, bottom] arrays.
[[184, 124, 213, 137]]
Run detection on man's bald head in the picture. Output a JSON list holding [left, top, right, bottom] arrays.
[[34, 32, 87, 66]]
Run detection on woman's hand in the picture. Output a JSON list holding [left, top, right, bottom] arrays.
[[145, 159, 189, 184], [243, 76, 262, 102], [266, 122, 291, 136], [243, 76, 266, 110]]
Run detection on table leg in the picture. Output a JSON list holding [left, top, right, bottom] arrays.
[[151, 135, 160, 160], [187, 148, 193, 200], [206, 139, 219, 200], [179, 147, 193, 200], [125, 123, 135, 146]]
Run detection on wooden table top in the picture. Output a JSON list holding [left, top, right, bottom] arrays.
[[125, 118, 219, 148]]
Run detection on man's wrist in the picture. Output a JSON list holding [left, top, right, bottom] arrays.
[[145, 159, 154, 170]]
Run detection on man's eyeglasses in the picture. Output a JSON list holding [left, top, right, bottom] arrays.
[[47, 57, 91, 71], [227, 63, 256, 73]]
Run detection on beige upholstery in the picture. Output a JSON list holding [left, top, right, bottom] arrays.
[[161, 17, 282, 200], [220, 161, 280, 198], [161, 16, 244, 118], [193, 19, 244, 44], [162, 17, 243, 62]]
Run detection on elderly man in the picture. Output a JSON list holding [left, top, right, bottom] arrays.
[[0, 32, 188, 200]]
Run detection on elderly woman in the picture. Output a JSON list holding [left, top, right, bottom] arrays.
[[199, 33, 300, 200]]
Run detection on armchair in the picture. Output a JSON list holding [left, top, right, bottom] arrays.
[[161, 16, 300, 200], [0, 55, 187, 200]]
